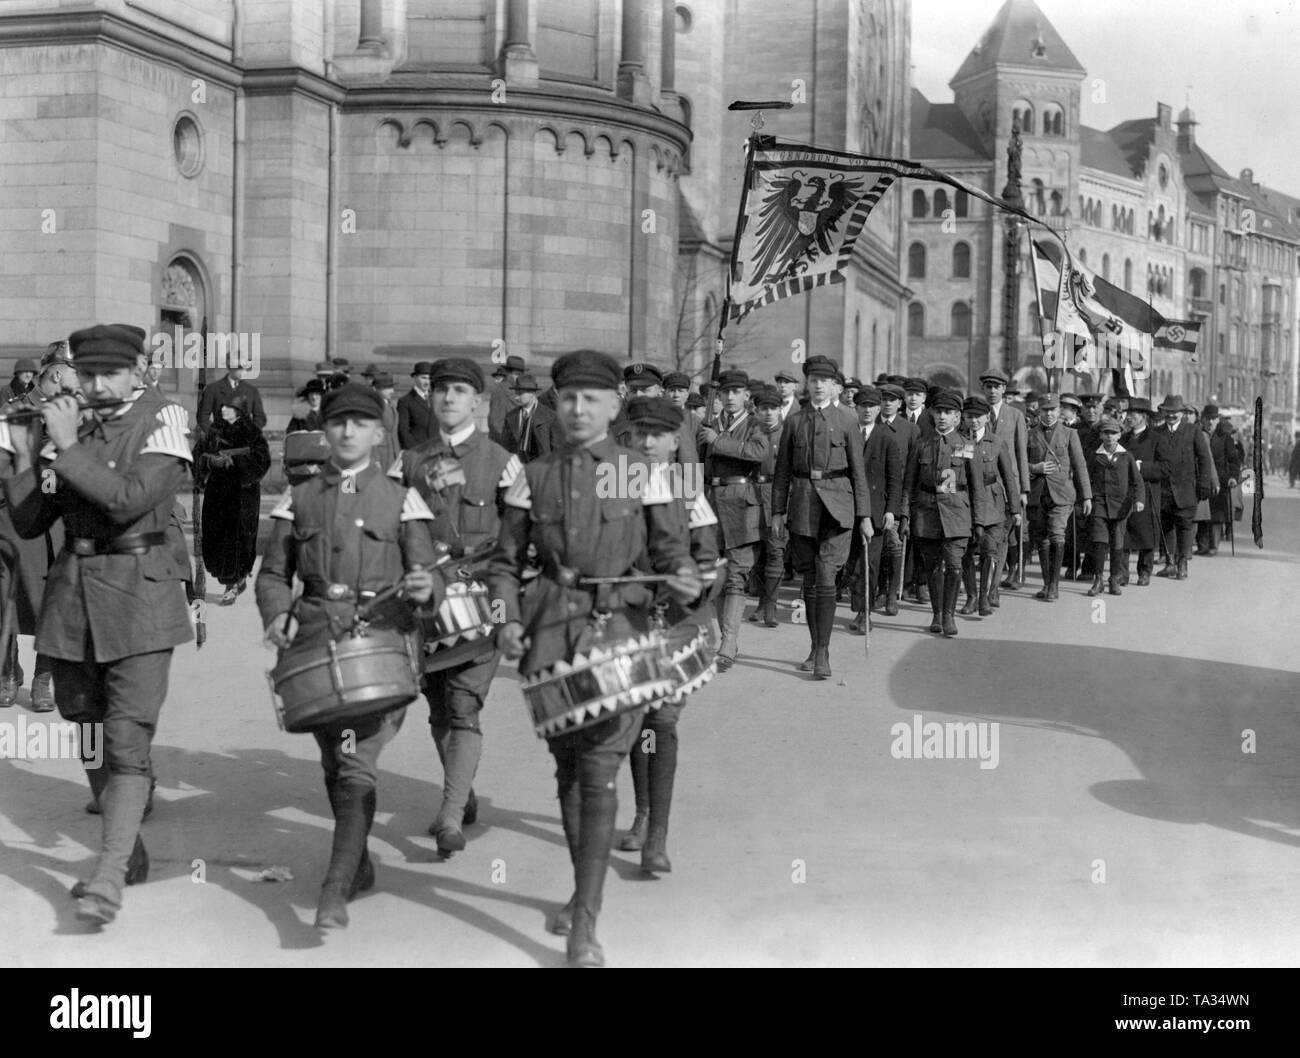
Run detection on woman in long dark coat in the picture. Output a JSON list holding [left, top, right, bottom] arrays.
[[1120, 400, 1162, 586], [196, 393, 271, 604], [1207, 420, 1242, 550]]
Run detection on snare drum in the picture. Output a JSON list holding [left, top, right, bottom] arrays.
[[521, 632, 674, 739], [420, 579, 496, 673], [267, 627, 421, 733], [652, 624, 716, 708]]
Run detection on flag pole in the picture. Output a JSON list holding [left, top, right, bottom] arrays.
[[1026, 229, 1053, 392]]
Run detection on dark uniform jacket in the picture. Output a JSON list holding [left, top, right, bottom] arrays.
[[1152, 421, 1213, 510], [698, 410, 769, 549], [3, 389, 194, 662], [391, 427, 519, 556], [197, 375, 267, 431], [967, 429, 1018, 528], [1119, 426, 1162, 549], [860, 422, 902, 530], [1027, 421, 1091, 508], [257, 461, 439, 650], [902, 429, 973, 539], [486, 434, 695, 678], [397, 388, 436, 450], [988, 401, 1030, 496], [1088, 445, 1142, 520], [501, 402, 562, 463], [772, 402, 871, 533]]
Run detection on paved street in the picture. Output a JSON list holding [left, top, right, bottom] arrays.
[[3, 478, 1299, 968]]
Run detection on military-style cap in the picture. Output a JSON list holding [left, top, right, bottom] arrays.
[[842, 376, 860, 390], [1079, 392, 1104, 405], [624, 395, 683, 432], [774, 369, 799, 384], [430, 357, 485, 393], [411, 361, 435, 376], [41, 340, 73, 370], [624, 362, 664, 389], [930, 391, 963, 413], [979, 368, 1009, 386], [716, 369, 751, 391], [663, 372, 691, 390], [1098, 416, 1123, 434], [322, 381, 384, 422], [1059, 393, 1082, 410], [14, 357, 39, 373], [510, 372, 540, 392], [803, 355, 840, 381], [1037, 394, 1060, 410], [853, 386, 882, 407], [879, 383, 905, 402], [751, 385, 781, 408], [553, 349, 622, 391], [68, 323, 146, 369], [903, 377, 928, 394], [370, 372, 395, 389], [963, 394, 991, 415]]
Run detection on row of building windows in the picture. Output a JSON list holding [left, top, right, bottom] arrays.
[[907, 241, 970, 279], [911, 188, 971, 219], [1012, 100, 1065, 137], [907, 301, 972, 338]]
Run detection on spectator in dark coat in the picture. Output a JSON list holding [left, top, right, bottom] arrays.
[[197, 366, 266, 432], [487, 355, 526, 443], [287, 378, 325, 432], [397, 361, 436, 449], [1203, 419, 1242, 553], [500, 373, 561, 462], [1152, 394, 1213, 580]]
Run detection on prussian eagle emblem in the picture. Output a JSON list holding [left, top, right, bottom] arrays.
[[748, 170, 866, 285]]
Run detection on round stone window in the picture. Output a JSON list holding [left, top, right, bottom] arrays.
[[173, 114, 204, 178]]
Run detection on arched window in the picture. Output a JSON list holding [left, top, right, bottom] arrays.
[[1124, 259, 1133, 291], [908, 242, 926, 278], [1049, 190, 1063, 216], [912, 189, 927, 218], [1078, 247, 1087, 266], [908, 302, 924, 337], [955, 190, 968, 218], [951, 301, 971, 338], [934, 189, 949, 216], [1101, 253, 1110, 281], [1041, 103, 1064, 136], [1013, 101, 1034, 135], [952, 241, 970, 278], [1112, 204, 1120, 230]]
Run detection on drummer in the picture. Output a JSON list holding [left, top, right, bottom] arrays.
[[487, 350, 704, 968], [389, 357, 522, 855], [615, 395, 719, 874], [256, 382, 442, 931]]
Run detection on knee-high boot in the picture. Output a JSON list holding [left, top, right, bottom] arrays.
[[1034, 542, 1052, 600], [617, 733, 651, 851], [927, 564, 943, 633], [941, 567, 961, 637], [798, 577, 818, 671], [812, 586, 837, 680], [959, 550, 978, 615], [1047, 541, 1062, 600], [548, 777, 583, 936], [315, 782, 370, 929], [569, 776, 619, 967], [977, 555, 994, 616], [432, 728, 481, 853], [716, 591, 746, 671], [1118, 549, 1130, 586], [758, 574, 782, 628], [641, 722, 678, 873], [75, 772, 152, 925]]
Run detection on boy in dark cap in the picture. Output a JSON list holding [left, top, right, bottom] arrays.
[[1119, 397, 1160, 585], [3, 323, 196, 925], [846, 386, 902, 633], [258, 382, 443, 929], [748, 384, 787, 627], [663, 372, 691, 409], [697, 369, 768, 671], [771, 355, 872, 677], [901, 390, 972, 636], [958, 395, 1018, 618], [487, 350, 703, 967], [1086, 416, 1142, 596], [389, 358, 522, 853]]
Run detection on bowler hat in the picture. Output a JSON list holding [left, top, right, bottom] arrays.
[[1128, 397, 1153, 414], [504, 355, 527, 373], [370, 372, 395, 389], [411, 361, 435, 376], [1202, 404, 1220, 419]]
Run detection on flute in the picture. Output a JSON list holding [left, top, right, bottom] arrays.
[[0, 396, 132, 424]]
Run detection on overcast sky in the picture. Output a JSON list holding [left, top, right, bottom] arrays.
[[911, 0, 1300, 193]]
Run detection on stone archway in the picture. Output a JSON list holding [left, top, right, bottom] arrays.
[[159, 255, 208, 397]]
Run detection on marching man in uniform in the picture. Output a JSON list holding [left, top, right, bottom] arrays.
[[389, 358, 521, 855], [958, 395, 1018, 619], [3, 323, 195, 925], [1026, 394, 1092, 602], [258, 382, 442, 930], [747, 384, 787, 628], [771, 355, 871, 679], [487, 350, 703, 968]]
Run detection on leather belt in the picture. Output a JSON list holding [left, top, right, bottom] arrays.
[[796, 469, 848, 481], [68, 531, 166, 557], [708, 476, 752, 486], [304, 584, 378, 603]]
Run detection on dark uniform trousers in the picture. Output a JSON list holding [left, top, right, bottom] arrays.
[[961, 432, 1015, 607], [393, 429, 517, 835], [3, 392, 194, 904], [486, 437, 696, 941], [754, 423, 788, 609]]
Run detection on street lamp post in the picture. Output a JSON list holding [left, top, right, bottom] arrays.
[[966, 296, 975, 391]]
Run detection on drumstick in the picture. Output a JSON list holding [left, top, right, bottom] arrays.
[[580, 558, 729, 587]]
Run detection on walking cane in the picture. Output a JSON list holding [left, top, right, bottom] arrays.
[[895, 525, 908, 610]]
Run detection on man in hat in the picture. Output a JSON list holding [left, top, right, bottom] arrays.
[[1203, 412, 1241, 556], [1023, 390, 1041, 424], [663, 372, 692, 410], [748, 384, 787, 627], [697, 369, 768, 671], [1195, 404, 1225, 555], [197, 361, 266, 433], [959, 394, 1018, 618], [774, 370, 800, 421], [0, 357, 39, 404], [369, 371, 400, 473], [487, 354, 526, 444], [4, 323, 197, 925], [1085, 416, 1142, 596], [876, 382, 914, 614], [487, 349, 703, 968], [260, 382, 442, 929], [1059, 393, 1081, 427], [501, 372, 560, 463], [1119, 397, 1161, 585], [616, 365, 699, 465], [772, 355, 872, 678], [1025, 395, 1091, 601], [841, 377, 860, 407], [980, 369, 1029, 600], [903, 378, 934, 435], [846, 386, 902, 634], [901, 390, 972, 636], [397, 362, 436, 449], [390, 358, 521, 855], [1066, 393, 1107, 580], [1152, 394, 1213, 580]]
